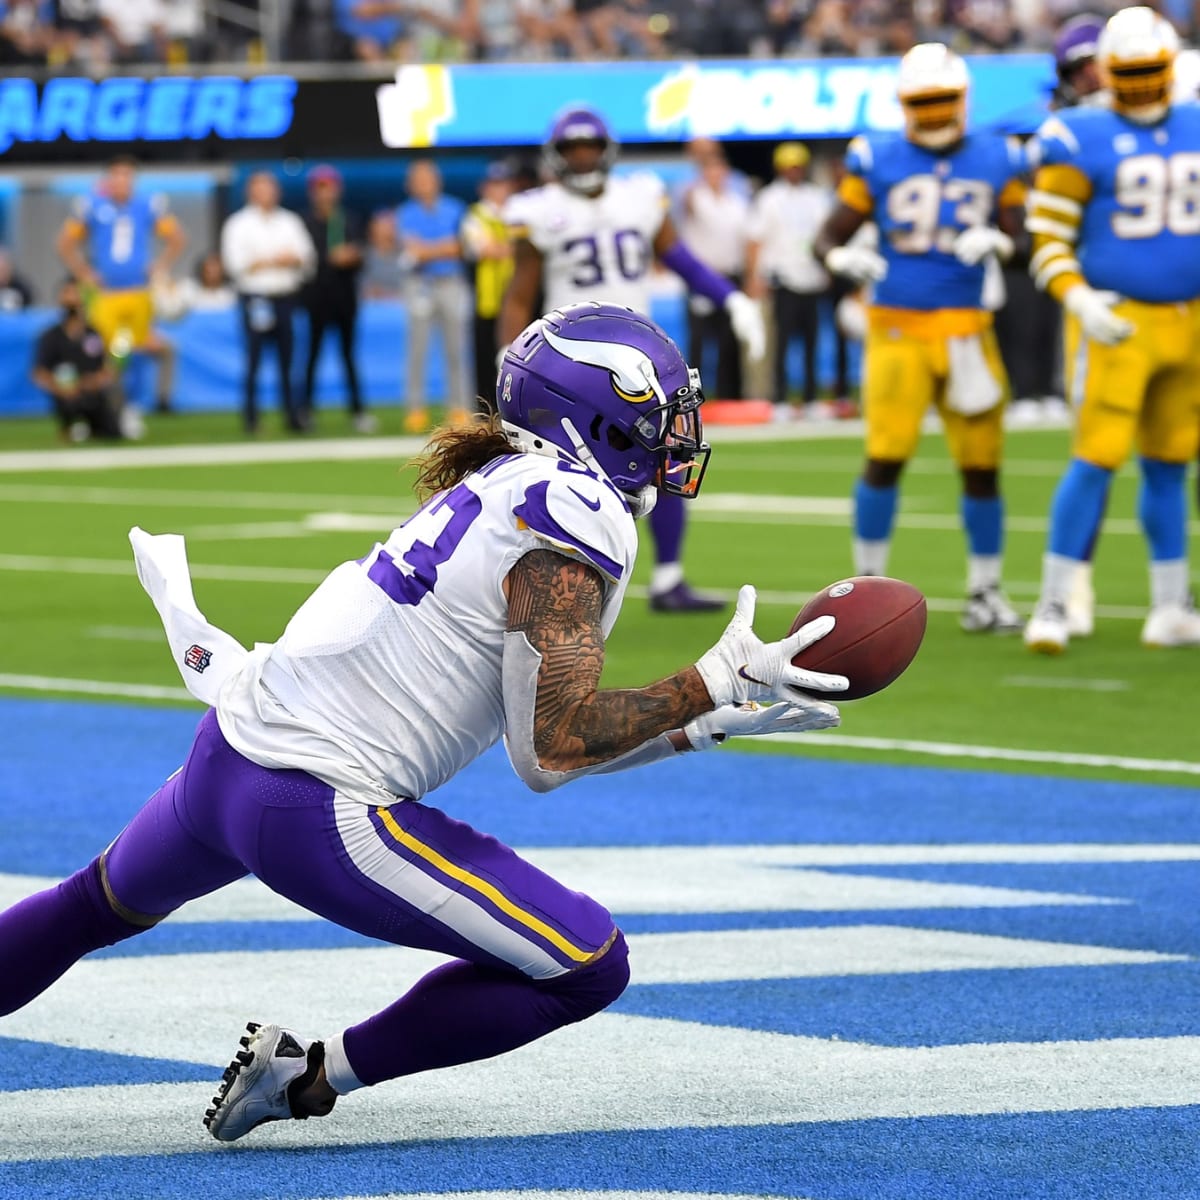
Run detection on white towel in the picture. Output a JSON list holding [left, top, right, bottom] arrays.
[[945, 334, 1003, 416], [129, 526, 249, 707]]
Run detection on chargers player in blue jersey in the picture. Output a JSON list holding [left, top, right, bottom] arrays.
[[56, 156, 186, 416], [1024, 6, 1200, 653], [815, 43, 1028, 634]]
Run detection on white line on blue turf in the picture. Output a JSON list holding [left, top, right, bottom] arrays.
[[0, 674, 193, 702]]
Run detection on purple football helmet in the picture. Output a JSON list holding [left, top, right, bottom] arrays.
[[1054, 14, 1104, 75], [543, 105, 618, 195], [497, 302, 710, 513]]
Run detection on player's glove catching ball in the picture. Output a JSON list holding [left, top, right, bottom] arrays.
[[694, 584, 848, 707]]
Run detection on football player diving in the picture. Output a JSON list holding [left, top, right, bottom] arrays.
[[1024, 5, 1200, 653], [0, 303, 845, 1142], [814, 43, 1029, 634], [498, 106, 766, 613]]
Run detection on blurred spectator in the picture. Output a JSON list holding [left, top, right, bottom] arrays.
[[824, 156, 856, 407], [1, 0, 51, 64], [675, 140, 751, 399], [0, 250, 34, 311], [302, 164, 373, 433], [178, 253, 237, 312], [49, 0, 106, 66], [98, 0, 166, 62], [160, 0, 206, 61], [802, 0, 860, 53], [463, 0, 589, 60], [460, 160, 516, 411], [221, 171, 316, 435], [361, 211, 405, 299], [56, 155, 185, 415], [334, 0, 411, 60], [945, 0, 1021, 50], [574, 0, 666, 57], [746, 142, 834, 417], [33, 278, 122, 442], [396, 158, 469, 431]]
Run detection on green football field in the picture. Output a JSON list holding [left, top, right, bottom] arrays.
[[1, 407, 1197, 787]]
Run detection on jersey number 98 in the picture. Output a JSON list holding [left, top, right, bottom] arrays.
[[1113, 153, 1200, 239]]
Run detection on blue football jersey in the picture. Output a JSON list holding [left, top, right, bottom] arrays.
[[1034, 102, 1200, 303], [844, 132, 1027, 311], [74, 193, 170, 291]]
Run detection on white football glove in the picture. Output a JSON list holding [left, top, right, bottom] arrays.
[[825, 244, 888, 285], [683, 699, 840, 751], [952, 226, 1014, 266], [1063, 284, 1134, 346], [694, 584, 848, 707], [724, 290, 766, 362]]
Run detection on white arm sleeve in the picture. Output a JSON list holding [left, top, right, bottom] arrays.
[[501, 629, 678, 793]]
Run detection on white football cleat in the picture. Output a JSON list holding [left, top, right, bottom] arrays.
[[1141, 603, 1200, 648], [204, 1022, 319, 1142], [961, 586, 1023, 634], [1024, 598, 1070, 655], [1066, 567, 1095, 638]]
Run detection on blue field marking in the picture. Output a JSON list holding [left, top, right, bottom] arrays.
[[0, 1038, 212, 1091], [3, 1112, 1200, 1200], [6, 696, 1200, 1199]]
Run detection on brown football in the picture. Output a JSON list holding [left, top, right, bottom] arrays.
[[789, 576, 927, 700]]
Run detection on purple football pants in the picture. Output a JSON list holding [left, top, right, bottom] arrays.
[[0, 709, 629, 1088]]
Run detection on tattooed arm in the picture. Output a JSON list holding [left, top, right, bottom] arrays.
[[500, 549, 714, 790]]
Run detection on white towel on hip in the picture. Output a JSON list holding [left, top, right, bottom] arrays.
[[945, 334, 1003, 416], [129, 526, 250, 707]]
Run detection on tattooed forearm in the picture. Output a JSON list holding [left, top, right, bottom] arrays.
[[507, 550, 714, 770]]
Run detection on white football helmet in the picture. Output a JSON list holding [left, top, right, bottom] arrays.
[[1098, 5, 1179, 124], [897, 43, 970, 150]]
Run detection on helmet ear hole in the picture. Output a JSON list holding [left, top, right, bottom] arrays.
[[606, 424, 634, 452]]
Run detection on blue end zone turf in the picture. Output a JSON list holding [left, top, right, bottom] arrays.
[[3, 696, 1200, 1199]]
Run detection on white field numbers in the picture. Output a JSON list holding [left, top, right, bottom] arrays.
[[885, 175, 993, 254], [1112, 152, 1200, 238]]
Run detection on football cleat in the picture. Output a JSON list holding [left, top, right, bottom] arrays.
[[204, 1021, 320, 1143], [960, 586, 1023, 634], [1024, 598, 1070, 655], [1141, 603, 1200, 648], [649, 581, 727, 614], [1066, 567, 1095, 638]]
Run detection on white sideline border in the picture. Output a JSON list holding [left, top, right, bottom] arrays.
[[0, 671, 1197, 778]]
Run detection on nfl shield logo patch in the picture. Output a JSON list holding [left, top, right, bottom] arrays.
[[184, 644, 213, 674]]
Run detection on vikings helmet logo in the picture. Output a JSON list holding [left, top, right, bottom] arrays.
[[542, 326, 662, 404]]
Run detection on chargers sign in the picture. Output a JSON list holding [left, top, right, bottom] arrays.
[[0, 75, 296, 154], [375, 55, 1054, 148]]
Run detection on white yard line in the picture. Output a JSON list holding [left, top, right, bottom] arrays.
[[786, 731, 1200, 776], [0, 552, 1153, 619], [1001, 675, 1131, 693], [0, 672, 1192, 775]]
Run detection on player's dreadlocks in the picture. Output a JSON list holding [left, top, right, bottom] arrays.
[[409, 412, 514, 502]]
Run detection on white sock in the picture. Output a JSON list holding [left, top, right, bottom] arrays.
[[650, 563, 683, 594], [321, 1032, 365, 1095], [853, 538, 890, 577], [1150, 558, 1189, 609], [967, 555, 1001, 593], [1041, 552, 1078, 606]]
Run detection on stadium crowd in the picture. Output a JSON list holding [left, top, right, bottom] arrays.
[[3, 0, 1198, 66]]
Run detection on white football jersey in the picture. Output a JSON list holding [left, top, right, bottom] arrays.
[[505, 173, 668, 314], [217, 454, 637, 805]]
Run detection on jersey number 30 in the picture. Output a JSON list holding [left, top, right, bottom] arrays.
[[563, 230, 650, 287], [1113, 153, 1200, 238]]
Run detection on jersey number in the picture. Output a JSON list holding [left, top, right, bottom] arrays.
[[367, 482, 482, 606], [1112, 153, 1200, 239], [885, 175, 993, 254], [109, 215, 135, 264], [562, 229, 650, 287]]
